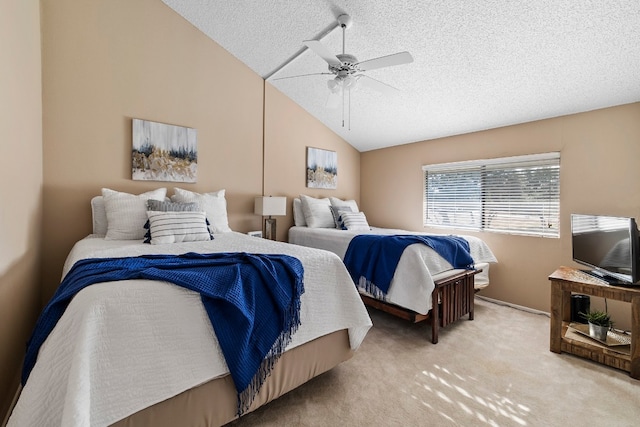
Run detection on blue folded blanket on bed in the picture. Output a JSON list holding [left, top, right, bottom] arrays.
[[343, 234, 474, 296], [21, 252, 304, 415]]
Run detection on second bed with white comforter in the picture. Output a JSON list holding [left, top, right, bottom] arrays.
[[289, 226, 498, 315]]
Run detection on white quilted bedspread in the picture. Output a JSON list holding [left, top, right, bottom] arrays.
[[8, 232, 372, 427], [288, 226, 498, 314]]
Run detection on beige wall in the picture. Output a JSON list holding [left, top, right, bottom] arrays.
[[264, 84, 360, 242], [39, 1, 360, 301], [39, 0, 267, 301], [0, 0, 43, 417], [361, 102, 640, 329]]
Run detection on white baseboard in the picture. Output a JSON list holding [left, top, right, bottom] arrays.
[[476, 295, 550, 317]]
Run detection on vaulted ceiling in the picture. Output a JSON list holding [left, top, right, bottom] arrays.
[[162, 1, 640, 152]]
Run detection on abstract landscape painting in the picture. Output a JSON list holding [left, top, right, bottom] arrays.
[[306, 147, 337, 189], [132, 119, 197, 182]]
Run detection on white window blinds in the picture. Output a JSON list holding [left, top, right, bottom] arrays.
[[423, 153, 560, 237]]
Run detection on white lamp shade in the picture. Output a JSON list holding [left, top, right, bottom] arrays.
[[254, 196, 287, 216]]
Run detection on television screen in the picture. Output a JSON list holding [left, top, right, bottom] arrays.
[[571, 214, 639, 284]]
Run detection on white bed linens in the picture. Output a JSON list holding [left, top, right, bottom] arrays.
[[288, 226, 498, 315], [8, 232, 372, 427]]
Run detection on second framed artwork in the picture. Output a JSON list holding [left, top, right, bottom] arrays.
[[306, 147, 337, 189]]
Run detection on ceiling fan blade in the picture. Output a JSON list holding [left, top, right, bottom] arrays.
[[271, 72, 333, 81], [303, 40, 342, 67], [357, 75, 399, 95], [356, 51, 413, 72]]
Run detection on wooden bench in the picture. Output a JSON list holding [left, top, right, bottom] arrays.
[[360, 269, 480, 343]]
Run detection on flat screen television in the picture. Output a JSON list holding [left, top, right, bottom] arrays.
[[571, 213, 640, 285]]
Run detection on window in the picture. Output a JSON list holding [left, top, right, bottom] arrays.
[[423, 152, 560, 237]]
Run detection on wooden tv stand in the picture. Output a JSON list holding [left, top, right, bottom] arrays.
[[548, 266, 640, 379]]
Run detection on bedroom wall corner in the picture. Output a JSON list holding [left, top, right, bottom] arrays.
[[263, 83, 360, 242], [0, 0, 43, 420], [39, 0, 264, 302]]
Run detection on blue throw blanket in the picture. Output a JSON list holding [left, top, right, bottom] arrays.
[[21, 252, 304, 415], [343, 234, 474, 296]]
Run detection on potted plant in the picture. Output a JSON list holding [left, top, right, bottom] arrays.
[[580, 310, 612, 341]]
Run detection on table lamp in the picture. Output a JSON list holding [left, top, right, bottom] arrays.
[[254, 196, 287, 240]]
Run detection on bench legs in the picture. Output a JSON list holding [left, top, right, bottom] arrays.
[[431, 270, 478, 343]]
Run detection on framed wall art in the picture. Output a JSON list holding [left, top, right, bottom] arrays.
[[306, 147, 337, 189], [132, 118, 197, 182]]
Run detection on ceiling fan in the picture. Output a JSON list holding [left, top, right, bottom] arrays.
[[273, 14, 414, 129]]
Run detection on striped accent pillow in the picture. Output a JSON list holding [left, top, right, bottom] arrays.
[[340, 211, 370, 231], [330, 205, 353, 229], [144, 211, 213, 244], [329, 197, 359, 213], [329, 198, 359, 228]]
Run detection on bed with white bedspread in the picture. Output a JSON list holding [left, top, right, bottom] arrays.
[[8, 190, 372, 427]]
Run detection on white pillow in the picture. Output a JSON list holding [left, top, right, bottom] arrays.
[[329, 197, 359, 213], [102, 188, 167, 240], [91, 196, 108, 236], [299, 195, 334, 228], [144, 211, 212, 244], [171, 188, 232, 233], [292, 198, 307, 227], [340, 211, 370, 231]]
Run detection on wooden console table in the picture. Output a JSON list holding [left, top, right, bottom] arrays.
[[548, 266, 640, 379]]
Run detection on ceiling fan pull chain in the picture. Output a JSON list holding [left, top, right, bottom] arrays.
[[348, 87, 351, 131], [342, 86, 345, 128]]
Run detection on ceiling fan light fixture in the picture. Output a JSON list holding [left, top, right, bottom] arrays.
[[327, 78, 340, 92], [342, 75, 355, 88]]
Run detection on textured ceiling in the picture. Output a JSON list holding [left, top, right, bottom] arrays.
[[162, 1, 640, 152]]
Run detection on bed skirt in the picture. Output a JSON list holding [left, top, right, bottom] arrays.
[[111, 329, 352, 427]]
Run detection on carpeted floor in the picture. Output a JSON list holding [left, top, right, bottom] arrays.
[[228, 297, 639, 426]]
